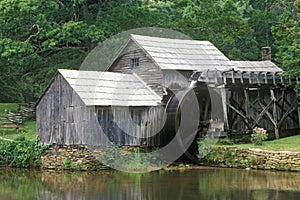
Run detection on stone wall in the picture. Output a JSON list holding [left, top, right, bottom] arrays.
[[41, 145, 110, 171], [41, 145, 151, 171], [200, 147, 300, 172]]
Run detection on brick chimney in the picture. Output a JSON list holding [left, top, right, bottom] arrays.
[[261, 46, 271, 61]]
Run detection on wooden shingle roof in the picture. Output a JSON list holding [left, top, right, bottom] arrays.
[[130, 34, 234, 71], [58, 69, 161, 106], [231, 61, 283, 73]]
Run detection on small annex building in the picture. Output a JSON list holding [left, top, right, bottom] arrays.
[[37, 34, 300, 147], [37, 69, 164, 146]]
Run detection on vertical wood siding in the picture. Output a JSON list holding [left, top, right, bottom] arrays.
[[37, 73, 165, 146], [37, 74, 110, 146], [96, 106, 165, 146]]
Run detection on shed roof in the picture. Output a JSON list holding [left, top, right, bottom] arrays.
[[231, 61, 283, 73], [58, 69, 161, 106], [129, 34, 234, 71]]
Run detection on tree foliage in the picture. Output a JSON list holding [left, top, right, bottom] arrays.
[[272, 0, 300, 82], [0, 0, 299, 102]]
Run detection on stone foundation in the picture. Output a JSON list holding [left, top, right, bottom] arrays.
[[201, 147, 300, 172], [42, 145, 300, 172], [41, 145, 110, 171], [41, 145, 152, 171]]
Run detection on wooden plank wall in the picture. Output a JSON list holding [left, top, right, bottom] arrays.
[[37, 73, 166, 146], [110, 42, 163, 97], [37, 74, 110, 146], [96, 106, 165, 146], [226, 86, 299, 137]]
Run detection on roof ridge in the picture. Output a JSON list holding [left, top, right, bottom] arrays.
[[130, 34, 211, 44]]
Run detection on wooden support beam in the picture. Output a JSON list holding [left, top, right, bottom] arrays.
[[244, 89, 250, 125], [220, 86, 229, 130], [278, 98, 298, 127], [222, 72, 227, 85], [257, 72, 261, 86], [270, 89, 279, 139], [240, 72, 244, 84], [272, 73, 276, 85], [249, 72, 252, 84], [231, 71, 235, 84], [226, 103, 251, 129], [253, 99, 275, 128], [264, 73, 268, 84]]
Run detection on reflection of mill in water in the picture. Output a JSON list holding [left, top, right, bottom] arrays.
[[38, 169, 300, 199]]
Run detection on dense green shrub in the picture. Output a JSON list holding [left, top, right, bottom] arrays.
[[0, 135, 48, 168]]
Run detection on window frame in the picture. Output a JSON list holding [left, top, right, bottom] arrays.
[[131, 57, 140, 68]]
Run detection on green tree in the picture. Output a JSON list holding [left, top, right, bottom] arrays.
[[0, 0, 104, 102], [272, 0, 299, 85], [173, 0, 258, 60]]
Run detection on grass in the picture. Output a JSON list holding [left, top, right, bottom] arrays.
[[0, 103, 18, 116], [218, 135, 300, 152], [0, 103, 37, 141]]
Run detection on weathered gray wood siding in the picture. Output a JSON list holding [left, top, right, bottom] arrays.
[[110, 42, 163, 97], [36, 73, 110, 146], [37, 73, 165, 146], [96, 106, 165, 146]]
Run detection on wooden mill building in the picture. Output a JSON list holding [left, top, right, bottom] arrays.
[[37, 34, 300, 146]]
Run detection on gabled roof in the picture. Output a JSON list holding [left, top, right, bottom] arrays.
[[231, 61, 283, 73], [58, 69, 161, 106], [116, 34, 234, 71]]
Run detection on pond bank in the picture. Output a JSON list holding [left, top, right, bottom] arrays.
[[41, 145, 300, 172], [200, 147, 300, 172]]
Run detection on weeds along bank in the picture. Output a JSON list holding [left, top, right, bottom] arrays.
[[199, 147, 300, 172]]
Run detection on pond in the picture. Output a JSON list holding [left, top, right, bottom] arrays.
[[0, 167, 299, 200]]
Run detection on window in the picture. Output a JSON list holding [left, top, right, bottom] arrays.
[[131, 58, 139, 68]]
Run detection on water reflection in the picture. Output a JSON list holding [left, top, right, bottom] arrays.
[[0, 168, 299, 200]]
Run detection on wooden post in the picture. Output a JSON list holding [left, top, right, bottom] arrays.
[[271, 89, 279, 139], [244, 88, 250, 127], [231, 71, 235, 84], [220, 85, 229, 130], [264, 73, 268, 84], [249, 72, 252, 84], [257, 72, 261, 86]]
